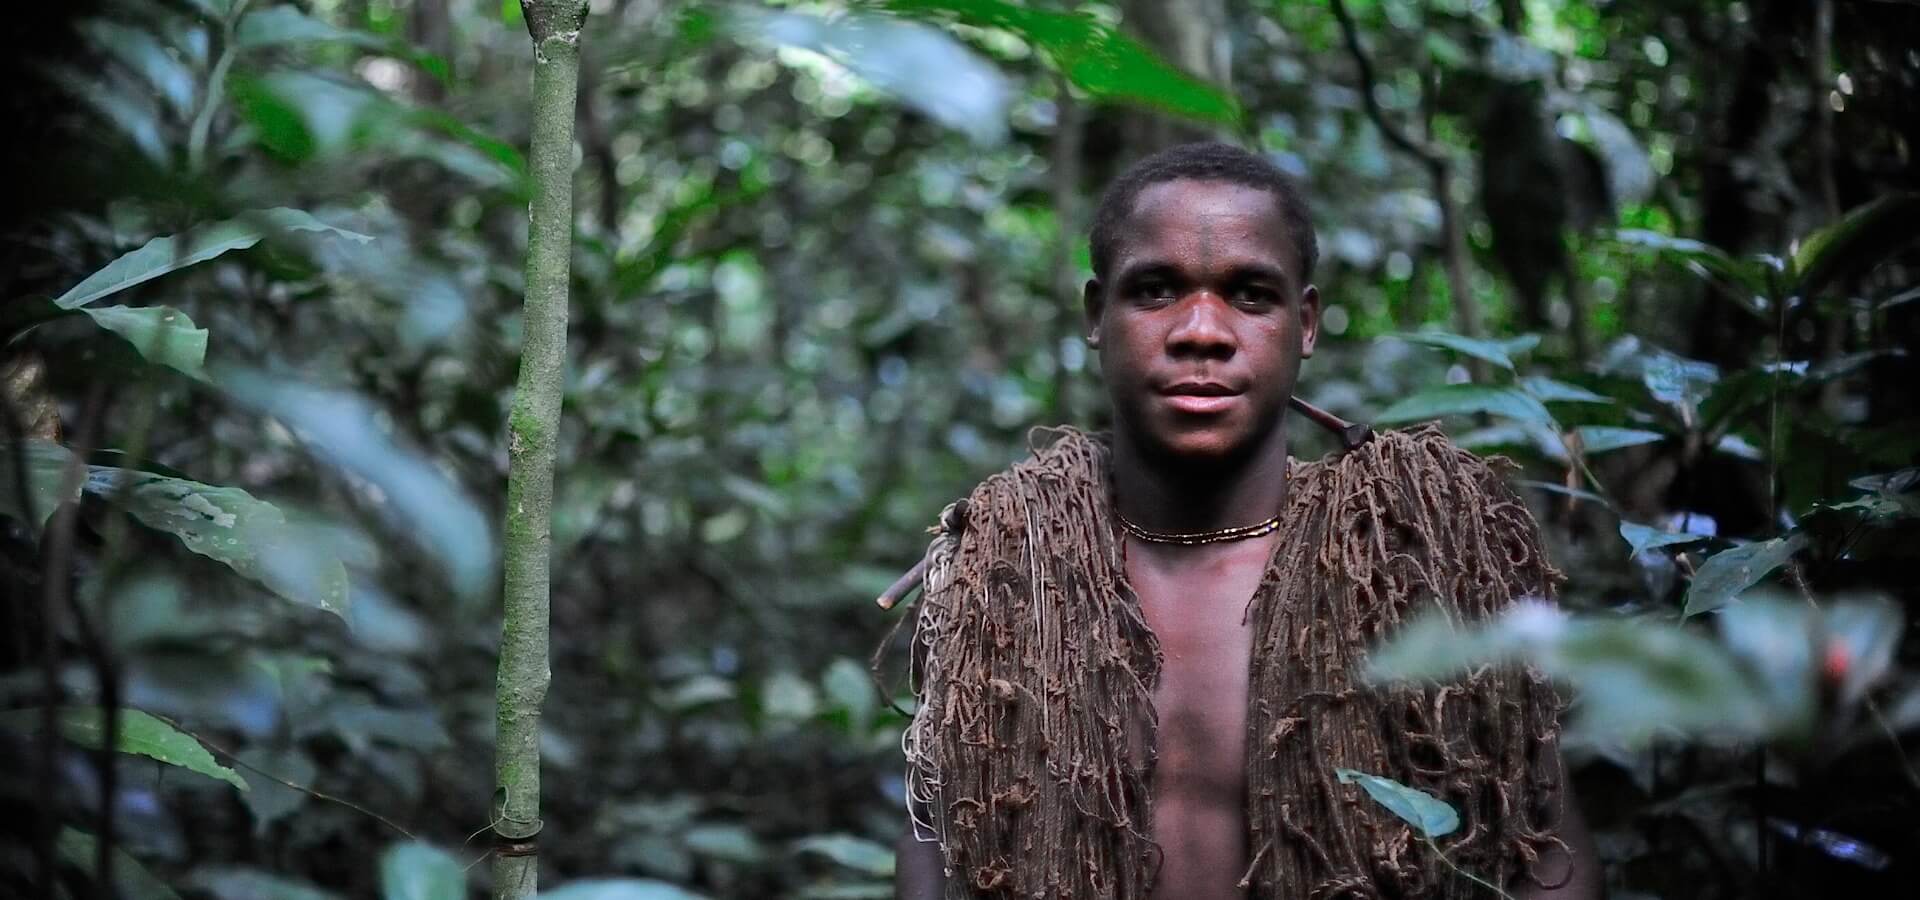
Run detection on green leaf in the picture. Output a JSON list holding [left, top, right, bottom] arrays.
[[1520, 376, 1613, 405], [1683, 534, 1808, 618], [238, 747, 316, 833], [793, 834, 896, 877], [236, 6, 387, 50], [58, 829, 181, 900], [1376, 384, 1554, 427], [187, 866, 340, 900], [1367, 603, 1785, 744], [79, 305, 209, 378], [761, 671, 819, 720], [684, 823, 766, 865], [1386, 331, 1531, 371], [1641, 352, 1720, 421], [880, 0, 1240, 125], [737, 9, 1011, 144], [54, 209, 371, 310], [1790, 193, 1920, 298], [539, 880, 709, 900], [1334, 769, 1459, 838], [379, 843, 465, 900], [0, 440, 84, 529], [822, 657, 878, 732], [90, 468, 350, 617], [1619, 521, 1707, 558], [1575, 426, 1665, 454], [2, 707, 247, 792], [1612, 229, 1767, 301]]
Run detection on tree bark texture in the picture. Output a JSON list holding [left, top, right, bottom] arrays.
[[494, 2, 587, 898]]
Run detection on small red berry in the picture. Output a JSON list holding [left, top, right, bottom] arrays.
[[1821, 639, 1851, 683]]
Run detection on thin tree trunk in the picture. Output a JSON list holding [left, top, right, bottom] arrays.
[[493, 2, 588, 898]]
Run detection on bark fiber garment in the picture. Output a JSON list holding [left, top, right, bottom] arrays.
[[900, 425, 1565, 899]]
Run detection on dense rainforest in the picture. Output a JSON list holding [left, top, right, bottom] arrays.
[[2, 1, 1917, 898]]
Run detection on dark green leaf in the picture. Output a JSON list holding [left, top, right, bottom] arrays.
[[684, 823, 766, 865], [238, 747, 315, 834], [187, 866, 340, 900], [1683, 534, 1808, 618], [1386, 331, 1531, 371], [880, 0, 1240, 125], [379, 843, 465, 900], [90, 467, 350, 617], [1790, 193, 1920, 298], [822, 657, 878, 732], [793, 834, 896, 876], [1376, 384, 1554, 426], [1619, 521, 1707, 557], [58, 829, 181, 900], [54, 209, 370, 309], [1611, 229, 1767, 301], [1334, 769, 1459, 838], [80, 305, 208, 378], [0, 440, 84, 529]]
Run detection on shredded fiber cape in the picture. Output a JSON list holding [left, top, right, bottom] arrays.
[[899, 425, 1565, 899]]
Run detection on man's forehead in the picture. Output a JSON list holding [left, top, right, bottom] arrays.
[[1116, 180, 1297, 268]]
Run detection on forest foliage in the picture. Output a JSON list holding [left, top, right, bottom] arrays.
[[3, 0, 1917, 898]]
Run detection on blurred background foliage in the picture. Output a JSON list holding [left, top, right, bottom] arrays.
[[2, 0, 1917, 897]]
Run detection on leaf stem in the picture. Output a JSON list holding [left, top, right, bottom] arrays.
[[186, 0, 254, 173]]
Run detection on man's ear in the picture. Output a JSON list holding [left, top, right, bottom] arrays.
[[1299, 283, 1321, 359], [1082, 278, 1105, 348]]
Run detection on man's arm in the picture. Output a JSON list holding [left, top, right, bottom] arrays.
[[894, 816, 947, 900], [1519, 752, 1602, 900]]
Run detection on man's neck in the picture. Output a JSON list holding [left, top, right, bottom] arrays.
[[1110, 426, 1293, 535]]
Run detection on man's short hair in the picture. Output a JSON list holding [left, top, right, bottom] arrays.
[[1088, 142, 1318, 285]]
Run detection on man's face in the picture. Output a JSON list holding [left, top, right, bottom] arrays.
[[1085, 179, 1320, 463]]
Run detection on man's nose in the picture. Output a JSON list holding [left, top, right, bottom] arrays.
[[1165, 291, 1237, 359]]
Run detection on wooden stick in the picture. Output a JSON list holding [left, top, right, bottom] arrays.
[[875, 557, 929, 611], [1289, 394, 1374, 451]]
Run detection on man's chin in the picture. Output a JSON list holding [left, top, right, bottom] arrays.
[[1140, 427, 1260, 466]]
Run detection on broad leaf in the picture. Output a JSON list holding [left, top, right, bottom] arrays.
[[239, 746, 316, 833], [539, 880, 709, 900], [80, 305, 209, 378], [822, 657, 878, 732], [1376, 384, 1554, 427], [1520, 376, 1613, 405], [1641, 352, 1720, 422], [738, 10, 1011, 144], [794, 834, 895, 876], [1683, 534, 1808, 618], [684, 823, 766, 864], [379, 843, 465, 900], [1386, 331, 1531, 371], [187, 866, 340, 900], [2, 707, 246, 791], [1612, 229, 1766, 301], [1576, 426, 1665, 454], [215, 369, 493, 601], [1790, 193, 1920, 298], [1619, 521, 1707, 558], [0, 440, 84, 528], [236, 6, 387, 50], [1334, 769, 1459, 838], [58, 829, 181, 900], [90, 467, 350, 617], [881, 0, 1240, 125], [1368, 602, 1783, 743], [54, 209, 370, 310]]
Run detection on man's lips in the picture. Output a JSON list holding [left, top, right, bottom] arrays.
[[1158, 381, 1242, 414]]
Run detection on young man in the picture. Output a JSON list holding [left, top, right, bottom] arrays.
[[892, 143, 1597, 899]]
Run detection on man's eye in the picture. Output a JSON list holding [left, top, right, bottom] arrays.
[[1136, 282, 1175, 300], [1233, 286, 1278, 306]]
